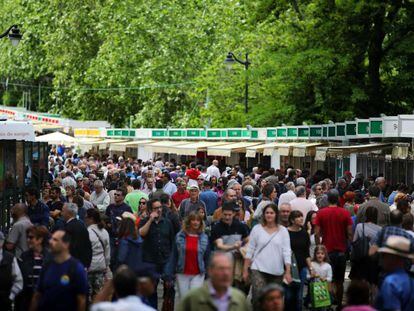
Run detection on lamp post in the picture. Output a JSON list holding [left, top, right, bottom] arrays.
[[0, 25, 22, 46], [224, 52, 251, 113]]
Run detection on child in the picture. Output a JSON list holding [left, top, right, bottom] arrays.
[[307, 245, 333, 309]]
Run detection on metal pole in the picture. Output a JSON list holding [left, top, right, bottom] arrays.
[[244, 53, 249, 114]]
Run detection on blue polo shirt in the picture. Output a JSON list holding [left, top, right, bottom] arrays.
[[200, 189, 219, 215], [37, 257, 88, 311], [376, 268, 414, 311]]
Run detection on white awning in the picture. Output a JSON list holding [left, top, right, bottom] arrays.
[[144, 141, 194, 153], [315, 143, 393, 160], [292, 142, 325, 157], [169, 141, 229, 156], [35, 131, 76, 145], [207, 142, 262, 157], [245, 142, 289, 158], [97, 139, 128, 149], [33, 123, 63, 133], [109, 140, 154, 152]]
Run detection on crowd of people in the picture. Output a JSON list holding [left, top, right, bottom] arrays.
[[1, 150, 414, 311]]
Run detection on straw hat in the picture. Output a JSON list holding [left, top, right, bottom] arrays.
[[378, 235, 414, 259]]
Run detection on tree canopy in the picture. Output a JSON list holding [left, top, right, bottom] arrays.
[[0, 0, 412, 127]]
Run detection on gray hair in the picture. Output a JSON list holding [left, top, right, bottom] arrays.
[[94, 180, 104, 187], [286, 182, 296, 192], [295, 186, 306, 197], [208, 251, 234, 269], [296, 177, 306, 186], [62, 176, 77, 189], [64, 203, 78, 216], [375, 177, 385, 184]]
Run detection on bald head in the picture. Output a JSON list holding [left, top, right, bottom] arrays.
[[11, 203, 27, 219]]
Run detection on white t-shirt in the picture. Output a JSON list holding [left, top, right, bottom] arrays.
[[289, 197, 318, 219], [278, 190, 297, 207], [246, 225, 291, 276], [307, 261, 332, 282], [91, 296, 155, 311]]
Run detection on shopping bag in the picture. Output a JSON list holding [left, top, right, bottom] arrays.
[[310, 280, 331, 308]]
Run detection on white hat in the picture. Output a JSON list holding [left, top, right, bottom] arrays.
[[378, 235, 414, 259]]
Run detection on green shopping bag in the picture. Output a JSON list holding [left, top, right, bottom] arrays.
[[310, 280, 331, 308]]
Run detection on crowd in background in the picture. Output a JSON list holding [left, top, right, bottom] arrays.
[[1, 148, 414, 311]]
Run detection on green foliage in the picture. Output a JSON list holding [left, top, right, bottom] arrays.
[[0, 0, 412, 127]]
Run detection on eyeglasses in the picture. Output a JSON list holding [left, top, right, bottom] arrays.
[[197, 178, 204, 181], [139, 201, 146, 205]]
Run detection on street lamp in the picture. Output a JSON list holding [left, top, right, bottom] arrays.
[[224, 52, 251, 113], [0, 25, 22, 47]]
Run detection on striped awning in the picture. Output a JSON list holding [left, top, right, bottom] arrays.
[[207, 142, 262, 157], [168, 141, 229, 156]]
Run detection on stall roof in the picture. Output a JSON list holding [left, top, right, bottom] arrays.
[[33, 123, 63, 133], [246, 142, 292, 158], [207, 142, 262, 157], [109, 140, 154, 152], [315, 143, 393, 161], [144, 141, 194, 153], [168, 141, 229, 156], [35, 132, 76, 145], [292, 142, 326, 157]]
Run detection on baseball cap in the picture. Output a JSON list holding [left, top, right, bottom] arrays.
[[189, 185, 200, 191], [344, 170, 353, 178]]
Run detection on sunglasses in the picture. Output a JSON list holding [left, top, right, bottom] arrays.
[[139, 201, 146, 205], [197, 178, 204, 181]]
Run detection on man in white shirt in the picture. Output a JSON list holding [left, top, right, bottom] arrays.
[[278, 182, 297, 207], [92, 266, 155, 311], [289, 186, 318, 220], [206, 160, 221, 179], [90, 180, 110, 212]]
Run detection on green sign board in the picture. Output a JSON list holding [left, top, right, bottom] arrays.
[[336, 125, 345, 137], [267, 129, 277, 138], [228, 129, 242, 137], [357, 122, 370, 135], [309, 127, 322, 137], [328, 126, 336, 137], [298, 128, 309, 137], [346, 123, 357, 136], [251, 130, 258, 139], [370, 120, 382, 135], [168, 130, 184, 137], [207, 130, 227, 138], [152, 130, 167, 137], [287, 128, 298, 137], [187, 130, 201, 137], [277, 128, 287, 137], [322, 127, 328, 137]]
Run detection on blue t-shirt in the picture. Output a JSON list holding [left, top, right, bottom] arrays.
[[376, 268, 414, 311], [37, 257, 88, 311], [200, 189, 219, 215]]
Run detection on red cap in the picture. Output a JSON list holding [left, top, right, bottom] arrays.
[[344, 170, 353, 178]]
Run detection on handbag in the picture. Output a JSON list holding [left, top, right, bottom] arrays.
[[290, 253, 301, 283], [351, 223, 370, 261], [310, 279, 331, 308]]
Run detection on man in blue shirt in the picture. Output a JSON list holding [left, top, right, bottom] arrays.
[[376, 235, 414, 311], [200, 180, 218, 215], [31, 229, 88, 311], [25, 187, 50, 227]]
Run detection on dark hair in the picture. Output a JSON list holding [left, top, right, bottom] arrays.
[[190, 162, 196, 169], [162, 171, 171, 180], [159, 193, 170, 205], [60, 230, 72, 245], [326, 189, 339, 205], [262, 184, 275, 198], [368, 185, 381, 197], [147, 198, 161, 211], [132, 179, 141, 189], [257, 284, 284, 310], [26, 225, 49, 247], [25, 187, 39, 199], [397, 199, 410, 214], [72, 195, 84, 209], [365, 206, 378, 223], [402, 213, 414, 231], [261, 203, 278, 225], [304, 210, 317, 234], [222, 200, 237, 212], [86, 208, 104, 229], [203, 180, 212, 188], [116, 187, 127, 197], [50, 186, 61, 194], [390, 209, 403, 226], [155, 179, 164, 190], [118, 218, 138, 239], [113, 266, 137, 298], [354, 191, 365, 204], [288, 210, 303, 225], [346, 280, 370, 305]]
